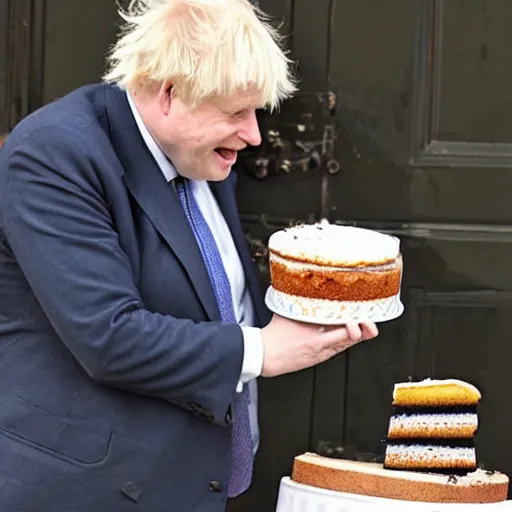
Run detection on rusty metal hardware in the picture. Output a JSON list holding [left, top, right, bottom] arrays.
[[240, 92, 340, 181], [327, 159, 340, 175], [240, 213, 319, 280]]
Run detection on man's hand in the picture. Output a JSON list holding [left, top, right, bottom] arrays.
[[260, 314, 379, 378]]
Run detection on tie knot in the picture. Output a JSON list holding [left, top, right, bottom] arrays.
[[173, 175, 189, 195]]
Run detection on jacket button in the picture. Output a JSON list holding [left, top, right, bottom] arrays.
[[120, 481, 143, 502], [209, 480, 223, 493], [225, 408, 232, 425]]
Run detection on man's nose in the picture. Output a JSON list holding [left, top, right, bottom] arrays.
[[239, 111, 262, 147]]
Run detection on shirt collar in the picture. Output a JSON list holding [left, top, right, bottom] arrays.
[[126, 91, 178, 183]]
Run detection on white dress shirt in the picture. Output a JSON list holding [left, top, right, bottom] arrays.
[[126, 93, 263, 451]]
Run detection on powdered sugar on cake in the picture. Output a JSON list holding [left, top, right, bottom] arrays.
[[388, 412, 478, 435], [385, 444, 476, 467], [268, 221, 400, 267]]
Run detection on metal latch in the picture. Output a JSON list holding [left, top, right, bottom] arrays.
[[240, 92, 340, 180]]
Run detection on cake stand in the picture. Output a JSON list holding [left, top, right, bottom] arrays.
[[275, 477, 512, 512], [265, 286, 404, 325]]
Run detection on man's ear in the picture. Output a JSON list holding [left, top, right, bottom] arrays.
[[159, 81, 173, 115]]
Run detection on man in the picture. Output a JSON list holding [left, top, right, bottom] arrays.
[[0, 0, 378, 510]]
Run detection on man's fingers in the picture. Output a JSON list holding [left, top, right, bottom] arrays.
[[316, 320, 379, 355], [317, 320, 378, 347], [317, 324, 358, 350], [360, 321, 379, 340], [345, 321, 362, 342]]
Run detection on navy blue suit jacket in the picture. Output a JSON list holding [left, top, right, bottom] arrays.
[[0, 84, 270, 511]]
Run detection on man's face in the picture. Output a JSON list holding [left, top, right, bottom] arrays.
[[151, 87, 263, 181]]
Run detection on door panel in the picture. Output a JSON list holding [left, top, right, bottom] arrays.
[[42, 0, 119, 104], [437, 1, 512, 144], [0, 0, 44, 133]]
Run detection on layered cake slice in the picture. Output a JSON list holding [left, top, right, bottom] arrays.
[[267, 221, 403, 323], [384, 379, 481, 472], [290, 378, 509, 503]]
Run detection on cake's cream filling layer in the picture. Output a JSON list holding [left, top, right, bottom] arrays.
[[268, 222, 400, 266], [269, 252, 401, 272]]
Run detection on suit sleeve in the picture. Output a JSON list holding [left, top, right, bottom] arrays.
[[1, 124, 243, 427]]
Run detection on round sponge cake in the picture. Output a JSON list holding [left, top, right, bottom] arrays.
[[266, 222, 404, 323]]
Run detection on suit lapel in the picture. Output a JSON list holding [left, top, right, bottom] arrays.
[[104, 85, 220, 322]]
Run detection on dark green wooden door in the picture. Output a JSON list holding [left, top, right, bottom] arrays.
[[235, 0, 512, 509]]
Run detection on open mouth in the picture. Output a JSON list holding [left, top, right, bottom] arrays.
[[214, 148, 238, 161]]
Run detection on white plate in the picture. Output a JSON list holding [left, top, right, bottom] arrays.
[[265, 286, 404, 325]]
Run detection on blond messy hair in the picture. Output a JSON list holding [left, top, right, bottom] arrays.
[[103, 0, 297, 110]]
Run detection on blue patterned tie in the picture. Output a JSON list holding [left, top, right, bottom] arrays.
[[176, 177, 254, 497]]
